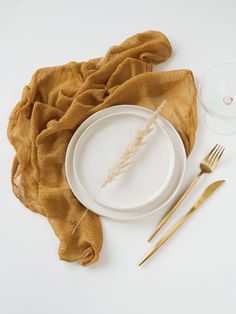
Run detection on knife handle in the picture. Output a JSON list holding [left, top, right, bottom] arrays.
[[148, 171, 203, 242], [139, 206, 197, 266]]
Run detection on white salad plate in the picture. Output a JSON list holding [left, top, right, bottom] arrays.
[[65, 105, 186, 221], [73, 111, 175, 212]]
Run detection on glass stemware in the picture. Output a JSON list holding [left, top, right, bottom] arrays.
[[199, 63, 236, 135]]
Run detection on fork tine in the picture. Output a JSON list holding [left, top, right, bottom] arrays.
[[208, 144, 222, 164], [204, 144, 219, 162], [211, 146, 225, 168]]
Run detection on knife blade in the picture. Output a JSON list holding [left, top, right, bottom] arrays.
[[193, 180, 225, 209]]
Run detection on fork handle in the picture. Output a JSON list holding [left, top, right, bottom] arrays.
[[148, 171, 203, 242], [139, 206, 197, 266]]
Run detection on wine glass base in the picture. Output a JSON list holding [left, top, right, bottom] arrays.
[[204, 112, 236, 135]]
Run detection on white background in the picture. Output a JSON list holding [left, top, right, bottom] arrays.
[[1, 0, 236, 313]]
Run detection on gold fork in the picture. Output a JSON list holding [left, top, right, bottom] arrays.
[[148, 144, 225, 242]]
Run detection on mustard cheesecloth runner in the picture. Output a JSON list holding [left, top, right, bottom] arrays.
[[7, 31, 197, 266]]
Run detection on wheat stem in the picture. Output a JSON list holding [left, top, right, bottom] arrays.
[[72, 100, 166, 234]]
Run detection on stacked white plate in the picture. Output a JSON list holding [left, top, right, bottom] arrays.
[[65, 105, 186, 221]]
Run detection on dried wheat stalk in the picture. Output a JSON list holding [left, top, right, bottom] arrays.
[[102, 101, 166, 188], [72, 101, 166, 234]]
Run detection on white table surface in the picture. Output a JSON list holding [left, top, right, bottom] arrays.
[[1, 1, 236, 313]]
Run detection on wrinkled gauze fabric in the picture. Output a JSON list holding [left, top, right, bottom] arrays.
[[7, 30, 197, 266]]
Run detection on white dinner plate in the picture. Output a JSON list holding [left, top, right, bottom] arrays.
[[73, 111, 175, 211], [65, 105, 186, 221]]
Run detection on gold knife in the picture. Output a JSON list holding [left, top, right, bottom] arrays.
[[138, 180, 225, 266]]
